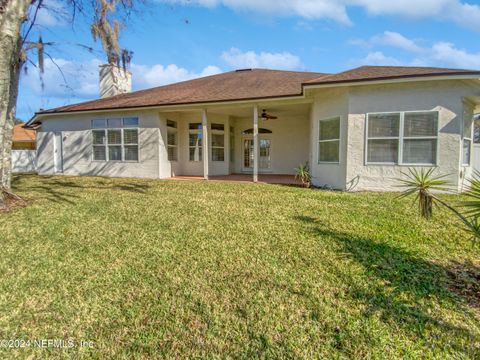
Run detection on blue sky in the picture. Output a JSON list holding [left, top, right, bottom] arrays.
[[18, 0, 480, 120]]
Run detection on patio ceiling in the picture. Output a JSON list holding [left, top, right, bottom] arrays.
[[161, 102, 311, 118]]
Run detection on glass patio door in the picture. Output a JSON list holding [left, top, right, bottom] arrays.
[[243, 138, 271, 171]]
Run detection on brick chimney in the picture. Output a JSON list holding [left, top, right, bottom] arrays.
[[99, 64, 132, 98]]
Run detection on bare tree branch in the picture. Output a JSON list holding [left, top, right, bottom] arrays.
[[44, 51, 70, 87], [21, 0, 43, 45]]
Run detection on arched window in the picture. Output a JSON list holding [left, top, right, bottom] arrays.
[[242, 128, 272, 135]]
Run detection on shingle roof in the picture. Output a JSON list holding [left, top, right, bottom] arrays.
[[36, 66, 480, 115], [13, 123, 36, 142], [305, 66, 480, 85], [39, 69, 326, 114]]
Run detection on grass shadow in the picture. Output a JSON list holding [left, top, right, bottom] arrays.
[[294, 215, 480, 352], [12, 174, 151, 205], [446, 260, 480, 309]]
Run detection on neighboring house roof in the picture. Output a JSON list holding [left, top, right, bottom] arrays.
[[13, 123, 36, 142], [34, 66, 480, 116]]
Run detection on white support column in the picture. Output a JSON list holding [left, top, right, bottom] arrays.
[[202, 109, 209, 180], [253, 105, 259, 183], [226, 116, 231, 174]]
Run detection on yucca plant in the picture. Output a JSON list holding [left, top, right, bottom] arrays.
[[434, 194, 480, 245], [295, 162, 312, 188], [397, 168, 450, 220], [397, 168, 480, 244], [458, 170, 480, 218], [462, 217, 480, 245]]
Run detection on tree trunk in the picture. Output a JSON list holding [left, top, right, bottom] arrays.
[[0, 0, 32, 208]]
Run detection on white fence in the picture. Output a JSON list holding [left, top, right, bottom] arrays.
[[12, 150, 37, 173]]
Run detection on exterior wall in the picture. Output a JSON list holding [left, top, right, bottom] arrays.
[[158, 112, 180, 177], [310, 88, 349, 189], [37, 110, 161, 179], [343, 80, 480, 191], [160, 112, 231, 177], [12, 150, 36, 173], [232, 113, 310, 175], [473, 144, 480, 174], [35, 79, 479, 189], [461, 101, 475, 190], [36, 107, 308, 180]]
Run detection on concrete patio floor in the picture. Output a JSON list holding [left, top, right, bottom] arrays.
[[170, 174, 302, 186]]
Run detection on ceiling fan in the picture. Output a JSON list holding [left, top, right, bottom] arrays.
[[261, 109, 278, 120]]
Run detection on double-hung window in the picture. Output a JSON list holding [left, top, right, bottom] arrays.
[[318, 117, 340, 163], [92, 117, 139, 162], [366, 111, 438, 165], [462, 111, 473, 166], [211, 123, 225, 162], [366, 113, 400, 164], [167, 120, 178, 161], [189, 123, 202, 161]]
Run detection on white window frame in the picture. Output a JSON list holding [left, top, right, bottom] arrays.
[[91, 118, 139, 163], [167, 120, 178, 162], [189, 123, 203, 162], [211, 123, 225, 162], [365, 111, 439, 166], [462, 109, 473, 166], [318, 116, 341, 164]]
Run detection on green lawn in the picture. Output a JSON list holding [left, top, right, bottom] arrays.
[[1, 174, 479, 358]]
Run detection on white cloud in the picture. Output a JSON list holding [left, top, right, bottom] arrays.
[[161, 0, 480, 30], [18, 57, 224, 119], [370, 31, 423, 53], [221, 48, 303, 70], [429, 42, 480, 69], [356, 0, 480, 30], [30, 0, 68, 27], [163, 0, 352, 25], [21, 58, 102, 98], [351, 31, 480, 69], [21, 58, 222, 100], [131, 64, 221, 89], [354, 51, 404, 66]]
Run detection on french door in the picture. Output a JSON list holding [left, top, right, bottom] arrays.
[[242, 138, 271, 172]]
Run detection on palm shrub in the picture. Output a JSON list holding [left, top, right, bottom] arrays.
[[397, 168, 450, 219], [459, 170, 480, 218], [295, 162, 312, 188], [397, 168, 480, 244], [457, 171, 480, 244]]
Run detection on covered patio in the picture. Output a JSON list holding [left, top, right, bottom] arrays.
[[161, 101, 312, 181]]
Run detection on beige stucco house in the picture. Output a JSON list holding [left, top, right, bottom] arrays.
[[28, 65, 480, 191]]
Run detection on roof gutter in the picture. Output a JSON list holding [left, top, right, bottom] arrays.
[[302, 74, 480, 90]]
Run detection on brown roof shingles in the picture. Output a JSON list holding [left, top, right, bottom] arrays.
[[40, 69, 326, 114], [37, 66, 480, 115], [305, 65, 480, 85]]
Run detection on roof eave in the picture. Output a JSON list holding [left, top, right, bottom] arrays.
[[303, 73, 480, 88], [28, 92, 311, 121]]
